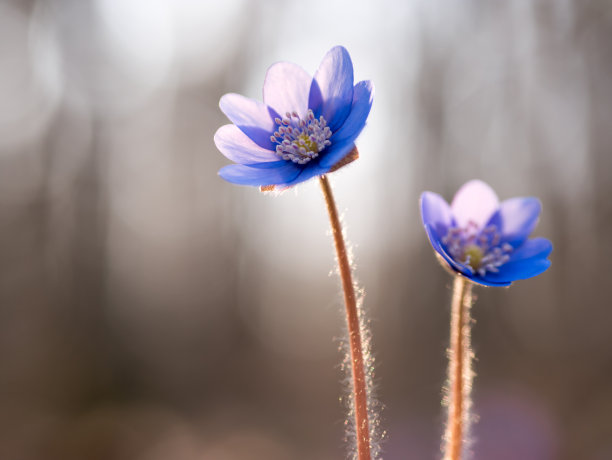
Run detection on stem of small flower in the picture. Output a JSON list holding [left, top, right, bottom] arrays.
[[444, 275, 474, 460], [319, 175, 371, 460]]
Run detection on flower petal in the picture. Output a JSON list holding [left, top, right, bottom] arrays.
[[420, 191, 454, 237], [451, 180, 500, 228], [317, 138, 355, 170], [263, 62, 312, 118], [480, 259, 551, 285], [507, 237, 553, 263], [316, 80, 373, 169], [325, 79, 373, 144], [218, 162, 301, 186], [214, 124, 278, 165], [282, 162, 329, 187], [219, 93, 278, 150], [479, 238, 552, 284], [309, 46, 354, 131], [469, 276, 513, 287], [423, 224, 473, 277], [486, 197, 542, 248]]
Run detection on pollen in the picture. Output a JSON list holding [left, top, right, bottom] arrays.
[[270, 109, 332, 165]]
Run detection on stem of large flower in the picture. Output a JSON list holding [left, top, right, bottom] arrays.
[[444, 275, 474, 460], [319, 175, 371, 460]]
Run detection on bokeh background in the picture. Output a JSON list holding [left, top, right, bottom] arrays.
[[1, 0, 611, 458]]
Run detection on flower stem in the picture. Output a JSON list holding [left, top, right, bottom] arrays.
[[319, 175, 371, 460], [444, 275, 474, 460]]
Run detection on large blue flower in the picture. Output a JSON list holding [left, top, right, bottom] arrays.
[[420, 180, 552, 287], [215, 46, 373, 189]]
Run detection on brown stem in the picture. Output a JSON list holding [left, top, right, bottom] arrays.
[[444, 275, 473, 460], [319, 175, 371, 460]]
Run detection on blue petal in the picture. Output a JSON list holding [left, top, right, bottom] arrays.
[[241, 161, 289, 170], [262, 151, 338, 188], [480, 259, 551, 285], [218, 162, 300, 186], [420, 191, 454, 237], [507, 237, 552, 263], [451, 180, 499, 228], [309, 46, 354, 132], [263, 62, 312, 118], [317, 81, 373, 169], [486, 197, 542, 248], [468, 276, 513, 287], [214, 124, 278, 165], [480, 238, 552, 284], [219, 93, 278, 150], [282, 162, 329, 187], [319, 80, 373, 164], [318, 139, 356, 170], [423, 224, 473, 278]]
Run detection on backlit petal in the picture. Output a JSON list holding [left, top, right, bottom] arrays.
[[263, 62, 312, 118], [214, 124, 278, 165], [421, 191, 455, 237], [309, 46, 354, 131], [451, 180, 499, 228], [486, 197, 542, 248], [219, 93, 278, 150], [325, 80, 373, 147]]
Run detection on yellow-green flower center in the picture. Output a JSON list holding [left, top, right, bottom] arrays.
[[297, 133, 318, 153], [442, 223, 514, 276], [270, 109, 332, 165], [463, 244, 483, 269]]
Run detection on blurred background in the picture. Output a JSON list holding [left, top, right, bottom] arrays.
[[1, 0, 611, 458]]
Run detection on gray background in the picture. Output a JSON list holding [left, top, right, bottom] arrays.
[[1, 0, 611, 458]]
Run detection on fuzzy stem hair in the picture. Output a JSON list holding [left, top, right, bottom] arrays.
[[319, 175, 373, 460], [443, 275, 474, 460]]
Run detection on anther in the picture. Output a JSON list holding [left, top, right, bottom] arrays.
[[442, 223, 514, 276], [271, 109, 333, 165]]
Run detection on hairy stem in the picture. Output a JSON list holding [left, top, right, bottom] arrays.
[[444, 275, 474, 460], [319, 175, 371, 460]]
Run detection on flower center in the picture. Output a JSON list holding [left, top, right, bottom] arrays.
[[270, 110, 332, 165], [442, 222, 513, 276], [463, 244, 483, 269]]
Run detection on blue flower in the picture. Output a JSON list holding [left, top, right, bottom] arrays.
[[214, 46, 373, 190], [420, 180, 552, 287]]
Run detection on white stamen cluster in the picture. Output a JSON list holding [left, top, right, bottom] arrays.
[[270, 109, 332, 165], [442, 221, 513, 276]]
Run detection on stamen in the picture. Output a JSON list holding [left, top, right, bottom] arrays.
[[442, 224, 513, 276], [271, 109, 333, 165]]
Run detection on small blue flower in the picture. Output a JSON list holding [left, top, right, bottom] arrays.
[[420, 180, 552, 287], [214, 46, 373, 189]]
